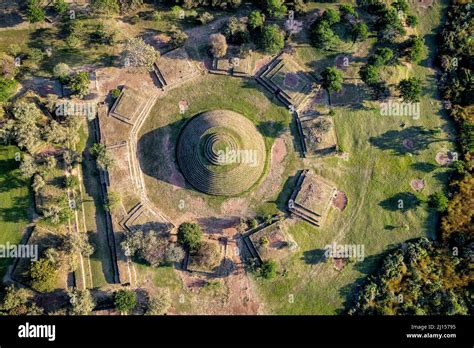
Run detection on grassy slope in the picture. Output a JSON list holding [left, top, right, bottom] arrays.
[[0, 146, 31, 278], [252, 1, 452, 314], [139, 73, 291, 219]]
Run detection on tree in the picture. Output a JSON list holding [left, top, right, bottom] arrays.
[[104, 191, 121, 211], [397, 77, 422, 102], [0, 286, 42, 315], [404, 36, 425, 63], [370, 47, 394, 66], [352, 22, 369, 42], [248, 10, 265, 30], [90, 143, 116, 170], [114, 290, 137, 314], [90, 0, 120, 15], [12, 102, 42, 153], [26, 0, 45, 23], [61, 232, 95, 272], [360, 64, 380, 85], [68, 71, 90, 98], [164, 243, 185, 263], [263, 0, 287, 19], [429, 192, 449, 212], [260, 259, 277, 279], [321, 67, 343, 93], [209, 34, 228, 58], [311, 21, 338, 50], [29, 258, 58, 292], [141, 232, 168, 267], [177, 222, 202, 252], [193, 241, 221, 270], [260, 24, 285, 54], [122, 37, 160, 69], [224, 17, 249, 44], [69, 289, 95, 315], [146, 289, 171, 315]]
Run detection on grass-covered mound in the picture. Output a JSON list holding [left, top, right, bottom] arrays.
[[177, 110, 266, 196]]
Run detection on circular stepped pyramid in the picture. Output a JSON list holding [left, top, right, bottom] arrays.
[[177, 110, 266, 196]]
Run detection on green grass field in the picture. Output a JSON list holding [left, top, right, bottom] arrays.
[[250, 1, 453, 314], [0, 146, 32, 278]]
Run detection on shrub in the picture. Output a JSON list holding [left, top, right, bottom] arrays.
[[114, 290, 136, 314], [198, 12, 214, 24], [260, 259, 277, 279], [90, 143, 116, 170], [177, 222, 202, 251], [0, 77, 18, 102]]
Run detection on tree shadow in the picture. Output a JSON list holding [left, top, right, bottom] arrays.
[[301, 248, 326, 265], [137, 118, 187, 187], [369, 126, 442, 155], [379, 192, 420, 212], [257, 120, 286, 138], [411, 161, 437, 173]]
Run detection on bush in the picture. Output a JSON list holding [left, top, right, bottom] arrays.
[[0, 77, 18, 102], [111, 88, 121, 100], [198, 12, 214, 24], [114, 290, 137, 314], [146, 289, 171, 315], [260, 259, 277, 279], [170, 29, 188, 48], [104, 191, 121, 212], [64, 175, 79, 189], [263, 0, 287, 19], [177, 222, 202, 252]]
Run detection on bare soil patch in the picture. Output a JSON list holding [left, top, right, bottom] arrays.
[[410, 179, 425, 192], [332, 191, 348, 210], [435, 151, 454, 166]]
